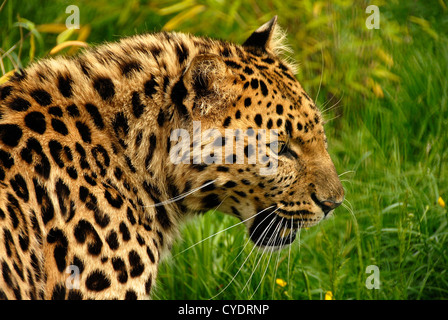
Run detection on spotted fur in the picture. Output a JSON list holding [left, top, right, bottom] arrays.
[[0, 17, 344, 300]]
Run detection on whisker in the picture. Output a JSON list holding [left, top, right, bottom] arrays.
[[245, 228, 274, 297], [249, 221, 283, 299], [227, 210, 273, 268], [209, 206, 284, 299], [211, 216, 276, 300], [323, 113, 342, 123], [271, 219, 288, 298], [230, 205, 285, 266], [321, 93, 344, 115], [210, 195, 228, 214], [249, 219, 284, 297], [228, 231, 256, 268], [144, 179, 218, 208], [320, 93, 337, 110], [241, 216, 279, 293], [174, 200, 271, 258], [226, 205, 287, 277]]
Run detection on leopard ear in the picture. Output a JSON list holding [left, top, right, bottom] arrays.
[[184, 54, 226, 99], [242, 16, 278, 51], [183, 54, 239, 116]]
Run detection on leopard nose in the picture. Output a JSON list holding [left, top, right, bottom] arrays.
[[311, 193, 342, 216]]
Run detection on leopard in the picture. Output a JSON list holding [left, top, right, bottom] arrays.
[[0, 16, 344, 300]]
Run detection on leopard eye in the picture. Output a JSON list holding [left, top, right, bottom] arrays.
[[268, 141, 287, 155], [277, 143, 291, 156]]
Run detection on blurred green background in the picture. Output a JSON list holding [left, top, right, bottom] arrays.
[[1, 0, 447, 299]]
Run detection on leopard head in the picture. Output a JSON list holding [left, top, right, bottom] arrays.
[[169, 17, 344, 249]]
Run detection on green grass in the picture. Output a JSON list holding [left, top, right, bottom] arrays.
[[1, 0, 447, 300]]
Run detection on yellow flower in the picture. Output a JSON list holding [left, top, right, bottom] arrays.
[[276, 278, 287, 287], [324, 291, 333, 300], [438, 197, 445, 208]]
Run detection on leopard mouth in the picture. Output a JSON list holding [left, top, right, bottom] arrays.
[[249, 206, 299, 248]]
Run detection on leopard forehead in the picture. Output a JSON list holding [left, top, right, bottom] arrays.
[[218, 52, 325, 145]]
